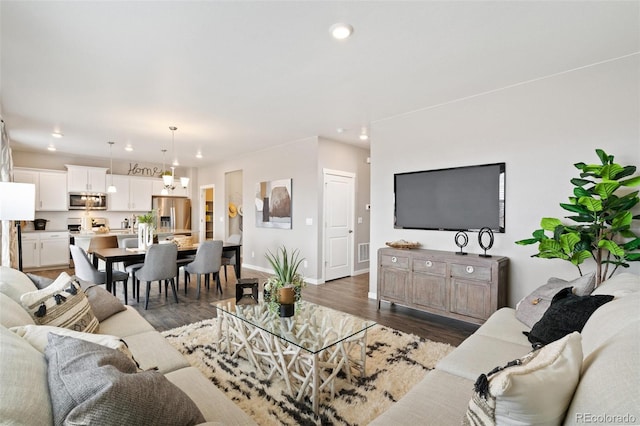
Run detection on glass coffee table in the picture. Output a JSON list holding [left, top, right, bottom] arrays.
[[214, 299, 376, 414]]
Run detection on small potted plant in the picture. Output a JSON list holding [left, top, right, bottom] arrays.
[[264, 246, 306, 315]]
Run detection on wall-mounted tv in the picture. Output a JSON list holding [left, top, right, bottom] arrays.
[[394, 163, 505, 232]]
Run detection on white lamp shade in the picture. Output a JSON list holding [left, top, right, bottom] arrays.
[[180, 177, 190, 188], [0, 182, 36, 220], [107, 185, 117, 193], [162, 174, 174, 186]]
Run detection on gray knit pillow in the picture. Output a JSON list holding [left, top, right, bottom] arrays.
[[515, 273, 596, 328], [45, 334, 205, 426]]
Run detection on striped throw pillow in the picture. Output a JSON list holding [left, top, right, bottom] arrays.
[[20, 273, 98, 333]]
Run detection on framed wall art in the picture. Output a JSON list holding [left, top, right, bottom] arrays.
[[255, 178, 292, 229]]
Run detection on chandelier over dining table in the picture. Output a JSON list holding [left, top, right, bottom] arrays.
[[162, 126, 189, 194]]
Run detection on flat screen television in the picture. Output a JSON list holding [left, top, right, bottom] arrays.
[[394, 162, 505, 232]]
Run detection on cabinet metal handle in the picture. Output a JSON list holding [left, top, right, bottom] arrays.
[[425, 260, 432, 267], [391, 256, 397, 263], [466, 265, 474, 274]]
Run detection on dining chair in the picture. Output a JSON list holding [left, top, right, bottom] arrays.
[[120, 237, 144, 299], [221, 233, 242, 282], [87, 235, 119, 269], [70, 245, 131, 303], [184, 240, 223, 298], [135, 243, 178, 310]]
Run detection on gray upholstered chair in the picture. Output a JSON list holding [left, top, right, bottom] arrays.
[[184, 240, 223, 298], [120, 238, 144, 299], [135, 243, 178, 310], [70, 245, 131, 303], [221, 233, 242, 282]]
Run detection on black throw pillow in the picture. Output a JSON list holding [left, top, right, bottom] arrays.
[[524, 287, 614, 347]]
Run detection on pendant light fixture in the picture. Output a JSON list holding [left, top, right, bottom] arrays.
[[161, 148, 171, 195], [164, 126, 189, 191], [107, 141, 117, 193]]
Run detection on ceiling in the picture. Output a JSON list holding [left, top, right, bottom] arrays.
[[1, 1, 638, 167]]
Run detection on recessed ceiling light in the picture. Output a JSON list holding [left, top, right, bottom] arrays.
[[336, 128, 347, 134], [51, 132, 63, 138], [47, 144, 56, 151], [124, 144, 133, 152], [196, 151, 203, 159], [329, 23, 353, 40], [359, 133, 369, 141]]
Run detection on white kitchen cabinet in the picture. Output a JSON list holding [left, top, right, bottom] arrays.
[[13, 168, 68, 211], [21, 232, 69, 270], [108, 175, 153, 212], [21, 233, 39, 269], [66, 165, 107, 193]]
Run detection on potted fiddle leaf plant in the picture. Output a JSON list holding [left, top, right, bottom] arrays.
[[516, 148, 640, 286], [263, 246, 306, 315]]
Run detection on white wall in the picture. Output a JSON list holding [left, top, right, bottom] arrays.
[[370, 55, 640, 306], [317, 138, 371, 274], [198, 137, 322, 281]]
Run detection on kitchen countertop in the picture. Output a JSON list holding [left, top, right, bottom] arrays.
[[71, 229, 193, 238]]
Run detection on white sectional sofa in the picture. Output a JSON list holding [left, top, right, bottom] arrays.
[[371, 272, 640, 425], [0, 266, 256, 425]]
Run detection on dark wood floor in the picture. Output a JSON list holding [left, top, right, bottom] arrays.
[[36, 266, 478, 346]]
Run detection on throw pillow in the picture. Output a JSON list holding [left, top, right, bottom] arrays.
[[10, 324, 134, 359], [463, 332, 582, 426], [515, 273, 596, 328], [77, 278, 126, 321], [0, 292, 35, 328], [45, 334, 205, 426], [26, 273, 55, 289], [0, 265, 38, 303], [524, 287, 614, 346], [20, 275, 99, 333]]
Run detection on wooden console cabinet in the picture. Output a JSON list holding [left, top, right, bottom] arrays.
[[377, 248, 508, 324]]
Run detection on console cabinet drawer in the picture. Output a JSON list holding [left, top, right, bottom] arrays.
[[412, 258, 446, 275], [380, 254, 409, 270], [450, 263, 491, 281]]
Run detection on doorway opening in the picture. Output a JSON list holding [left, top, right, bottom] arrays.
[[200, 185, 215, 242]]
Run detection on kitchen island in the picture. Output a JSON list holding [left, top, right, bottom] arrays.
[[72, 229, 193, 251]]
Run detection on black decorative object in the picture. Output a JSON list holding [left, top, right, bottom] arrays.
[[236, 278, 259, 305], [478, 227, 494, 257], [279, 303, 295, 317], [455, 231, 469, 255]]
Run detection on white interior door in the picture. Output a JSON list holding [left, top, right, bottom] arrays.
[[324, 170, 354, 281]]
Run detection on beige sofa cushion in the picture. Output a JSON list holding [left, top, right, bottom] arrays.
[[370, 369, 472, 426], [0, 325, 53, 425], [0, 292, 35, 328], [123, 330, 190, 373], [0, 265, 38, 303], [436, 334, 530, 381], [580, 293, 640, 357], [591, 272, 639, 297], [565, 322, 640, 425], [98, 305, 155, 337], [474, 307, 531, 346], [165, 366, 258, 425]]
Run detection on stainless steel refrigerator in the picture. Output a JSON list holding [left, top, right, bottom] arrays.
[[151, 196, 191, 230]]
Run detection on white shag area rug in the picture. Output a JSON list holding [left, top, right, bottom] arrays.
[[162, 318, 453, 425]]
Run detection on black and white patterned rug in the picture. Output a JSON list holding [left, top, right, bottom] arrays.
[[162, 318, 453, 425]]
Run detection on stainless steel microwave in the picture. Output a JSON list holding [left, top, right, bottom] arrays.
[[68, 192, 108, 210]]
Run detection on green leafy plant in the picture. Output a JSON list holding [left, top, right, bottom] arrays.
[[137, 211, 155, 225], [516, 149, 640, 285], [264, 246, 306, 308]]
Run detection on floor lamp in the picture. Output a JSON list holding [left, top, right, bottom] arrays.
[[0, 182, 36, 271]]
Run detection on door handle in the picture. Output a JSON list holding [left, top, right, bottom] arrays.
[[348, 230, 353, 233]]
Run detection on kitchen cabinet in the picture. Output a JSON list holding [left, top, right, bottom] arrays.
[[377, 248, 509, 325], [13, 168, 68, 211], [108, 175, 153, 212], [21, 232, 70, 270], [66, 165, 107, 193]]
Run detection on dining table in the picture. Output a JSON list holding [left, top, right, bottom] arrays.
[[91, 242, 242, 293]]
